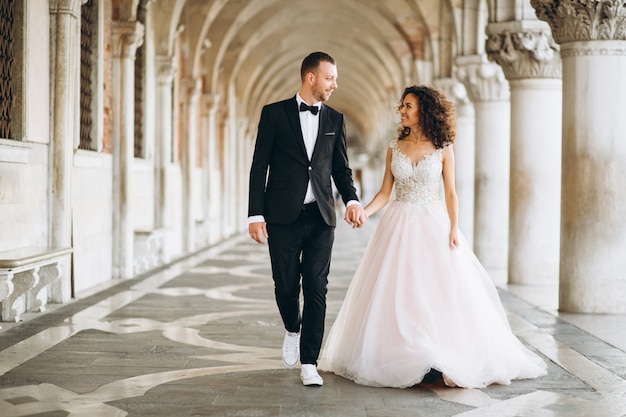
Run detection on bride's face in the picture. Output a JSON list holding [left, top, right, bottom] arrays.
[[399, 93, 420, 130]]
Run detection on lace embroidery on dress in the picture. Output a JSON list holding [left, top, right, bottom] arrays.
[[389, 140, 445, 219]]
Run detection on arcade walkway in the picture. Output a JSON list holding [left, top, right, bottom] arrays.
[[0, 219, 625, 417]]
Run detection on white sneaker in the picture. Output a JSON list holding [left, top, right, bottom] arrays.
[[282, 331, 300, 369], [300, 364, 324, 386]]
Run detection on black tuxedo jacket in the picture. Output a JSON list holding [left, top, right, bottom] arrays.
[[248, 96, 359, 227]]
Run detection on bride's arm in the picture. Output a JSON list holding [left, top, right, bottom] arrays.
[[442, 146, 459, 248], [364, 148, 394, 217]]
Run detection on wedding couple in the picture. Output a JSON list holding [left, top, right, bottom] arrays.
[[247, 51, 547, 389]]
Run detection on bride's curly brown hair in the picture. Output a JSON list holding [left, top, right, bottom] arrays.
[[396, 85, 456, 148]]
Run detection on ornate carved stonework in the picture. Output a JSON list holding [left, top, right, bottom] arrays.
[[111, 21, 145, 59], [433, 78, 471, 107], [532, 0, 626, 43], [559, 43, 626, 57], [156, 56, 176, 84], [486, 29, 562, 80], [49, 0, 83, 15], [455, 56, 510, 103]]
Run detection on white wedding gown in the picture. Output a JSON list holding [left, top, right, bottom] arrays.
[[318, 140, 547, 389]]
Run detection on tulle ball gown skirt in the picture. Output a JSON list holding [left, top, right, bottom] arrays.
[[318, 200, 547, 389]]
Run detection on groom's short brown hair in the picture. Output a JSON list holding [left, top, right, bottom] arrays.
[[301, 52, 335, 81]]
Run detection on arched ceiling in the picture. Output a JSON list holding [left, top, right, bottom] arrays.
[[132, 0, 460, 152]]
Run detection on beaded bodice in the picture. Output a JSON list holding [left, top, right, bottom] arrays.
[[390, 140, 444, 205]]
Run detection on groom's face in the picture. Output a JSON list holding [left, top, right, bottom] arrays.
[[311, 61, 338, 102]]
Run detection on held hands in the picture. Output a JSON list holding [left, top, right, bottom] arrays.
[[249, 222, 268, 244], [344, 204, 368, 228]]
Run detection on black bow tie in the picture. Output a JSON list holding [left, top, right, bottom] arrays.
[[299, 102, 319, 115]]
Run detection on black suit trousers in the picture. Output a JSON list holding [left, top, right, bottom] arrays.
[[266, 202, 334, 365]]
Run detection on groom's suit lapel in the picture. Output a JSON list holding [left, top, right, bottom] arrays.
[[311, 104, 330, 162], [284, 97, 331, 163], [285, 97, 308, 160]]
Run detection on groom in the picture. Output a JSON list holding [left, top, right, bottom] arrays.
[[248, 51, 367, 386]]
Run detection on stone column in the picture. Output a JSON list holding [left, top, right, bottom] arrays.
[[434, 78, 476, 247], [180, 78, 201, 252], [533, 0, 626, 313], [486, 21, 563, 285], [456, 55, 511, 276], [154, 56, 175, 231], [205, 94, 223, 244], [236, 116, 249, 231], [223, 110, 235, 236], [218, 106, 230, 237], [196, 94, 211, 245], [49, 0, 83, 302], [111, 21, 144, 279]]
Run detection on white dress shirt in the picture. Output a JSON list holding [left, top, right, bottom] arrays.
[[296, 93, 321, 205]]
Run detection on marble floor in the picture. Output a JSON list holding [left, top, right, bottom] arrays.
[[0, 219, 625, 417]]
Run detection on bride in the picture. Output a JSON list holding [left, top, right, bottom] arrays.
[[318, 85, 547, 388]]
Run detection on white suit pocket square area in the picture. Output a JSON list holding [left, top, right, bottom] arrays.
[[324, 132, 335, 136]]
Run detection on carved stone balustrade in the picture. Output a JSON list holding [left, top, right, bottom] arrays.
[[0, 247, 73, 322]]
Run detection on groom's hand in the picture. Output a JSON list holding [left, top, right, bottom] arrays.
[[344, 204, 367, 228], [249, 222, 268, 244]]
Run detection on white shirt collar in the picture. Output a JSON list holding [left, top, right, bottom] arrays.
[[296, 93, 321, 111]]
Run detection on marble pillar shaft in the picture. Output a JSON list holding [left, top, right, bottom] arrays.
[[49, 2, 80, 302], [155, 57, 175, 229], [532, 0, 626, 312], [473, 100, 511, 270], [508, 79, 561, 284], [485, 21, 563, 285], [111, 22, 144, 279], [181, 78, 201, 252], [559, 41, 626, 313], [456, 56, 511, 272], [206, 95, 223, 243]]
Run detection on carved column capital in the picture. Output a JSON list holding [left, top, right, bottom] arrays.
[[433, 78, 471, 107], [49, 0, 82, 15], [532, 0, 626, 43], [486, 23, 562, 80], [156, 56, 176, 84], [111, 21, 145, 59], [454, 55, 510, 102]]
